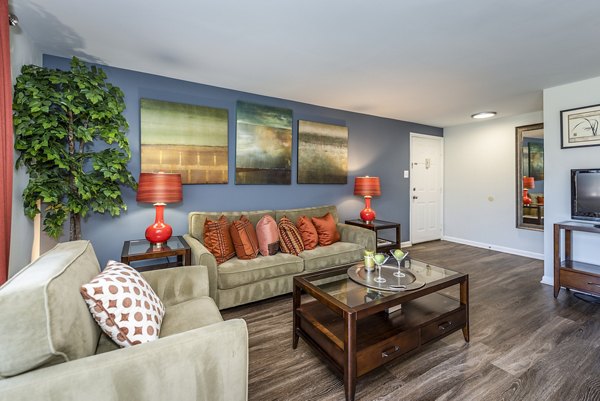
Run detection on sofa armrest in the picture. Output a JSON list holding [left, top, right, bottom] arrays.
[[141, 265, 210, 306], [337, 223, 376, 251], [183, 234, 218, 301], [0, 319, 248, 401]]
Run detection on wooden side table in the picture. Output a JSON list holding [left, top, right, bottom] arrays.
[[121, 236, 191, 272], [344, 219, 401, 252]]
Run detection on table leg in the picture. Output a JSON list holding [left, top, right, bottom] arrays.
[[554, 225, 561, 298], [344, 312, 357, 401], [292, 282, 300, 349], [460, 277, 470, 342]]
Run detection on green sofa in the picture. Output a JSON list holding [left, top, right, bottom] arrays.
[[0, 241, 248, 401], [184, 205, 376, 309]]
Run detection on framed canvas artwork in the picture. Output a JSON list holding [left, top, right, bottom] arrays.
[[140, 99, 228, 184], [235, 101, 292, 185], [297, 120, 348, 184], [561, 103, 600, 149]]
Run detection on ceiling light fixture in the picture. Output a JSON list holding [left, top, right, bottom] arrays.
[[471, 111, 496, 119], [8, 13, 19, 27]]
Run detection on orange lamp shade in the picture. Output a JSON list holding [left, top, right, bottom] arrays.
[[354, 176, 381, 197], [137, 173, 183, 246], [137, 173, 183, 204], [523, 176, 535, 190]]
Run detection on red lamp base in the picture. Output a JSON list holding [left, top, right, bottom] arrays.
[[360, 196, 376, 224], [523, 189, 532, 206], [145, 204, 173, 246]]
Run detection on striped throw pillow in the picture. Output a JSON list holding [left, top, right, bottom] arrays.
[[278, 216, 305, 256]]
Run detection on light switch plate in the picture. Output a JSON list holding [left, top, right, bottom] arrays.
[[404, 170, 409, 178]]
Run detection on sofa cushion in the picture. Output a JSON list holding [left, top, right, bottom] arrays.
[[217, 253, 303, 290], [81, 261, 165, 347], [296, 216, 319, 250], [204, 215, 236, 265], [229, 215, 259, 260], [299, 242, 363, 272], [278, 216, 305, 256], [311, 212, 341, 246], [189, 210, 276, 244], [275, 205, 338, 225], [256, 215, 279, 256], [159, 297, 223, 337], [0, 241, 101, 378]]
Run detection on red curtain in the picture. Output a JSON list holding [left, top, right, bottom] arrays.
[[0, 0, 13, 285]]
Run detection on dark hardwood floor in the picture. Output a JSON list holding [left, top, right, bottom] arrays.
[[222, 240, 600, 401]]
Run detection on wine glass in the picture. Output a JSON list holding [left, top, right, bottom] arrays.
[[390, 249, 409, 278], [373, 253, 389, 284]]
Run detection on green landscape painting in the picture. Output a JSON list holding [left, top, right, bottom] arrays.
[[297, 120, 348, 184], [235, 101, 292, 184], [140, 99, 228, 184]]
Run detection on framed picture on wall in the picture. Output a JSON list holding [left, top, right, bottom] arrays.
[[297, 120, 348, 184], [561, 103, 600, 149], [528, 142, 544, 181], [140, 99, 229, 184], [235, 101, 292, 185]]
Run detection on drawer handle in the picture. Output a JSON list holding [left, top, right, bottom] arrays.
[[587, 282, 600, 287], [438, 321, 453, 331], [382, 345, 401, 358]]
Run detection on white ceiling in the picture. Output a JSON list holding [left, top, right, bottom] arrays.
[[9, 0, 600, 127]]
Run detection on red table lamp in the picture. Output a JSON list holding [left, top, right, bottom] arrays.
[[136, 173, 183, 247], [354, 176, 381, 224], [523, 176, 535, 206]]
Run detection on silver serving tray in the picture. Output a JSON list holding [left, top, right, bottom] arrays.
[[347, 263, 426, 292]]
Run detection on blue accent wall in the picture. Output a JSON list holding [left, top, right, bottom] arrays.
[[43, 55, 443, 265]]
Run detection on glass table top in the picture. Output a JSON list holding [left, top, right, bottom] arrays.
[[127, 237, 186, 256], [302, 258, 462, 309]]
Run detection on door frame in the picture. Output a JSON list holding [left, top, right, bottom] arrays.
[[409, 133, 444, 245]]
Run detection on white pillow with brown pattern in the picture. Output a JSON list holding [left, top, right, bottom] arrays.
[[80, 260, 165, 347]]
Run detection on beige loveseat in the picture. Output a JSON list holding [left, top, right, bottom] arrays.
[[0, 241, 248, 401], [184, 205, 376, 309]]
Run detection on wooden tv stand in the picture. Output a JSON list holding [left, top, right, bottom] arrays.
[[554, 221, 600, 298]]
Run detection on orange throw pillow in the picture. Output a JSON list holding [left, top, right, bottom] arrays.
[[296, 216, 318, 250], [230, 215, 260, 260], [311, 212, 341, 246], [278, 216, 305, 256], [203, 215, 236, 265]]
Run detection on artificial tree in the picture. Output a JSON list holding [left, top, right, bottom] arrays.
[[13, 57, 137, 241]]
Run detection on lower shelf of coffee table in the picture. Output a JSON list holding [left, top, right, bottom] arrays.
[[296, 292, 466, 377]]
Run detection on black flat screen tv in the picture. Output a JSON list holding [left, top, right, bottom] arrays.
[[571, 169, 600, 223]]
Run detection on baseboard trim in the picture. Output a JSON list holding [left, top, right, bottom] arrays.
[[401, 241, 412, 248], [540, 275, 553, 286], [441, 236, 544, 260]]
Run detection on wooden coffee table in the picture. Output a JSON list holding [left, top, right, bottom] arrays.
[[292, 259, 469, 401]]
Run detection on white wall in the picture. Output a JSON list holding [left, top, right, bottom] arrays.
[[8, 27, 41, 277], [444, 111, 544, 258], [542, 76, 600, 284]]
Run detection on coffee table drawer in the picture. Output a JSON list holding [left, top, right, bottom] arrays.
[[357, 329, 419, 376], [421, 309, 466, 345]]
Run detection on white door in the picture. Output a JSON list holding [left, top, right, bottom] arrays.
[[410, 134, 443, 244]]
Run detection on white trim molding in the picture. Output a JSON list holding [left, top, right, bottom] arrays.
[[442, 235, 544, 260]]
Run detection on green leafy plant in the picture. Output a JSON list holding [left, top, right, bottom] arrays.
[[13, 57, 137, 240]]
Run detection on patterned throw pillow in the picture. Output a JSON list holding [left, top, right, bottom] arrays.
[[296, 215, 319, 250], [230, 215, 260, 260], [204, 215, 236, 264], [311, 212, 341, 246], [256, 215, 280, 256], [80, 260, 165, 348], [278, 216, 305, 256]]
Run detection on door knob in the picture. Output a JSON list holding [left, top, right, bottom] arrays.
[[412, 196, 418, 200]]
